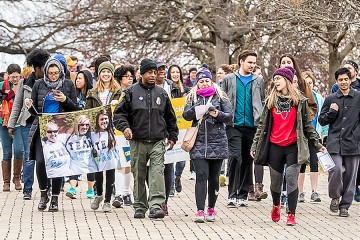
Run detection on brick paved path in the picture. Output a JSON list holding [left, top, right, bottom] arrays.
[[0, 164, 359, 240]]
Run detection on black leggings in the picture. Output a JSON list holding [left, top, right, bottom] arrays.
[[164, 163, 173, 204], [193, 159, 222, 211], [95, 169, 115, 203], [254, 164, 264, 183], [300, 144, 319, 173], [69, 173, 95, 181], [268, 143, 300, 214], [34, 132, 61, 195]]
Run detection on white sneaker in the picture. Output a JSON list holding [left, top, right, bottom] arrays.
[[237, 199, 248, 207], [189, 171, 196, 180], [227, 198, 237, 208]]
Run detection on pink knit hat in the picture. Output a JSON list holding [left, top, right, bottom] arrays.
[[273, 66, 296, 83]]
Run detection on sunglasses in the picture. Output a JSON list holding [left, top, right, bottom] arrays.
[[79, 123, 90, 127], [47, 130, 58, 134]]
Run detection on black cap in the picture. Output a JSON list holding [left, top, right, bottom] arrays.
[[140, 59, 157, 75]]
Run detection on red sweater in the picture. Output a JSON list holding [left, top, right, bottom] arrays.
[[270, 106, 297, 146]]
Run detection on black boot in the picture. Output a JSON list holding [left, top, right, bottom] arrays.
[[38, 190, 49, 211], [48, 196, 59, 212]]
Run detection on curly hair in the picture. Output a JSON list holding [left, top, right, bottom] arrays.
[[114, 65, 135, 82], [26, 49, 50, 69], [219, 64, 233, 74]]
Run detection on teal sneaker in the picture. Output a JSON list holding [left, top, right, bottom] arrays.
[[354, 187, 360, 202], [86, 189, 95, 199], [66, 187, 77, 199]]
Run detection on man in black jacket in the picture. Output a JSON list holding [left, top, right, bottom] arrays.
[[113, 59, 178, 219], [319, 67, 360, 217]]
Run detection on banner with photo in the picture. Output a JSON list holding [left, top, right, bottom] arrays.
[[40, 98, 192, 178], [39, 105, 124, 178]]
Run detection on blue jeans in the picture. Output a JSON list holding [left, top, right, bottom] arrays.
[[20, 123, 35, 192], [172, 161, 186, 187], [0, 125, 23, 161]]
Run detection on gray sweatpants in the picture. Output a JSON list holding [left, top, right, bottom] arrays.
[[328, 154, 360, 209]]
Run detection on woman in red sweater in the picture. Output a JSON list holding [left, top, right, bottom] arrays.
[[250, 66, 326, 226]]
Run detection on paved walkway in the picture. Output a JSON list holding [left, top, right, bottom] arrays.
[[0, 164, 359, 240]]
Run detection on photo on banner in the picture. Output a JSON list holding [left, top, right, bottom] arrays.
[[39, 105, 123, 178]]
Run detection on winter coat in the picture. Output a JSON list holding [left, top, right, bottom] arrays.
[[221, 71, 265, 127], [113, 81, 179, 143], [8, 73, 37, 128], [182, 93, 233, 160], [85, 88, 123, 109], [250, 96, 323, 166], [318, 89, 360, 155], [28, 78, 78, 160]]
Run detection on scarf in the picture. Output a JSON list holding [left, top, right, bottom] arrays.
[[43, 58, 65, 90], [196, 85, 216, 97], [1, 79, 15, 126]]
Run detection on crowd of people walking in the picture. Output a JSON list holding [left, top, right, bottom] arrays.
[[1, 48, 360, 226]]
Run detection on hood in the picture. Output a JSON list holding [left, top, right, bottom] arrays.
[[53, 54, 69, 75], [77, 69, 93, 92]]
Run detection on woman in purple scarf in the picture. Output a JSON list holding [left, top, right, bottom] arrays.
[[183, 67, 233, 223]]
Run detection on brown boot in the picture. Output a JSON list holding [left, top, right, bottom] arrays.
[[2, 161, 11, 191], [248, 184, 258, 201], [12, 159, 23, 191], [254, 183, 268, 200]]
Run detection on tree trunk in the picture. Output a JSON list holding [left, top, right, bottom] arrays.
[[214, 36, 230, 69], [328, 44, 342, 93]]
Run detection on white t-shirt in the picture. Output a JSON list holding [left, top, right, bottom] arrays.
[[91, 131, 121, 171], [65, 135, 98, 174], [98, 89, 110, 105], [42, 135, 71, 178]]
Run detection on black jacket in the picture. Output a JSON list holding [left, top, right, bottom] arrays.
[[183, 93, 233, 160], [113, 81, 179, 143], [28, 79, 78, 160], [318, 89, 360, 155], [163, 78, 182, 98]]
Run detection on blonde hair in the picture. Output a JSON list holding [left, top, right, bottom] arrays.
[[186, 82, 228, 103], [266, 79, 300, 109], [21, 66, 33, 79], [72, 115, 90, 136], [95, 76, 121, 93]]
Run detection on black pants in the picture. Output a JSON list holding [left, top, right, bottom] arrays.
[[193, 159, 222, 210], [34, 132, 61, 195], [268, 143, 300, 214], [95, 169, 115, 203], [69, 173, 95, 181], [164, 163, 173, 204], [254, 164, 264, 183], [300, 144, 318, 173], [226, 126, 256, 200], [190, 160, 195, 172]]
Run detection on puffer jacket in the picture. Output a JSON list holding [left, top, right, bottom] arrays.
[[28, 78, 78, 160], [250, 96, 323, 166], [183, 93, 233, 160]]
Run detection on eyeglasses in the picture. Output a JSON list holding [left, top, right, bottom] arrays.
[[9, 75, 21, 80], [47, 130, 58, 134], [123, 75, 133, 79], [79, 123, 90, 127], [48, 71, 60, 76]]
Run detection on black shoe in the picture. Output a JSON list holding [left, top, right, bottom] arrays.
[[339, 208, 349, 217], [48, 196, 59, 212], [112, 195, 123, 208], [38, 195, 50, 211], [330, 198, 339, 213], [123, 194, 133, 206], [175, 176, 182, 193], [23, 190, 32, 200], [134, 209, 145, 219], [148, 208, 165, 219]]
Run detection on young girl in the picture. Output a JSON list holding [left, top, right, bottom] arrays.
[[183, 67, 232, 223], [250, 66, 326, 226], [85, 61, 122, 212]]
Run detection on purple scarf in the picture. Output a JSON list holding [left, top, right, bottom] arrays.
[[196, 85, 216, 97]]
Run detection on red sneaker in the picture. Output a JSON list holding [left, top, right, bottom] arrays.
[[271, 205, 281, 222], [286, 212, 296, 226]]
